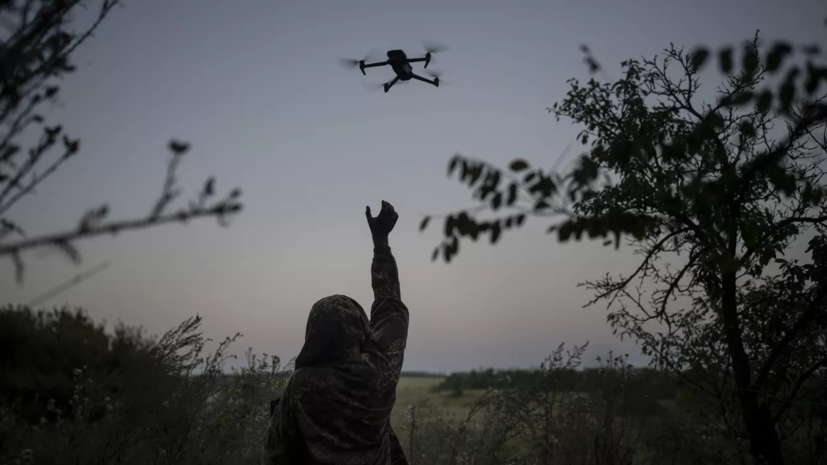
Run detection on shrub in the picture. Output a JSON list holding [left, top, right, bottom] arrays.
[[0, 310, 289, 465]]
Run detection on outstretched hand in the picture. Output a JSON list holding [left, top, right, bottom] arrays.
[[366, 200, 398, 241]]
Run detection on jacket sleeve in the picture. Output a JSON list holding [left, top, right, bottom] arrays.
[[262, 381, 299, 465], [369, 245, 409, 372]]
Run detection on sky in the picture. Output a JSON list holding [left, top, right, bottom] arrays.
[[1, 0, 825, 373]]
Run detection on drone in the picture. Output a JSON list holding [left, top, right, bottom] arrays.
[[339, 43, 448, 93]]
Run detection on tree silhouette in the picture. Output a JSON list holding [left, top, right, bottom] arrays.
[[0, 0, 243, 284], [423, 28, 827, 465]]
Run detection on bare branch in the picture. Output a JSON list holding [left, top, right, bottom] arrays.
[[0, 201, 242, 259]]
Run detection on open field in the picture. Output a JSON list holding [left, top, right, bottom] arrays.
[[392, 375, 681, 425], [392, 376, 487, 427]]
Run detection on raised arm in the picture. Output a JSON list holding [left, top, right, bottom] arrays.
[[371, 238, 401, 301], [365, 201, 409, 370]]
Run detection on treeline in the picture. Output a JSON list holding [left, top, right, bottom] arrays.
[[401, 371, 446, 378], [435, 367, 677, 400], [0, 304, 286, 464], [0, 304, 159, 424]]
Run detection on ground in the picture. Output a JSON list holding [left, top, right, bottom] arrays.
[[392, 376, 487, 428]]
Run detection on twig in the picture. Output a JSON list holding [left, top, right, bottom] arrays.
[[1, 203, 241, 258], [26, 260, 112, 307]]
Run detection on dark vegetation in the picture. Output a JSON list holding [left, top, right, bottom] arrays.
[[1, 0, 826, 464], [0, 305, 289, 465], [401, 371, 447, 378], [421, 22, 827, 465], [434, 366, 678, 403]]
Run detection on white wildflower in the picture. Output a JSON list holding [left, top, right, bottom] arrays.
[[404, 405, 416, 426]]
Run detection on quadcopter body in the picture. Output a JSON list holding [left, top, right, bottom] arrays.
[[341, 44, 447, 93]]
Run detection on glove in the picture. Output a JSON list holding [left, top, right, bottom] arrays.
[[365, 200, 398, 243]]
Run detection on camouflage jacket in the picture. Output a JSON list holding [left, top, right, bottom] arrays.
[[263, 245, 410, 465]]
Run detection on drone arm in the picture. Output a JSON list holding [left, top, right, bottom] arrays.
[[357, 60, 388, 76], [409, 73, 438, 87], [407, 55, 432, 68], [384, 76, 400, 93], [362, 61, 388, 69]]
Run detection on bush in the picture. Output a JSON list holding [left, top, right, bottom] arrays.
[[0, 309, 289, 465], [3, 311, 822, 465]]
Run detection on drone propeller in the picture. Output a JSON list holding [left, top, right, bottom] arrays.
[[338, 58, 361, 69], [424, 69, 451, 85], [420, 41, 448, 69], [338, 49, 382, 70], [423, 40, 449, 54]]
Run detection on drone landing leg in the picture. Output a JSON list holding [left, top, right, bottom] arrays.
[[384, 76, 400, 93], [410, 73, 439, 87]]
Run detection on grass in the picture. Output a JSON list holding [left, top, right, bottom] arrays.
[[392, 376, 488, 428], [5, 306, 821, 465]]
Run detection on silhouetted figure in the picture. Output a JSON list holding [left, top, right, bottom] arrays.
[[263, 201, 409, 465]]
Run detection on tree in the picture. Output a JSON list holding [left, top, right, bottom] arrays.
[[0, 0, 243, 284], [422, 30, 827, 465], [0, 304, 157, 424]]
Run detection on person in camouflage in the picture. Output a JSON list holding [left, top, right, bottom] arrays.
[[263, 200, 410, 465]]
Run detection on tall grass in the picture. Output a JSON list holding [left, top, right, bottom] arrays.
[[1, 312, 824, 465], [0, 314, 290, 465]]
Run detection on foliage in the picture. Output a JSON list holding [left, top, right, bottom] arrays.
[[0, 309, 290, 465], [0, 305, 156, 424], [423, 28, 827, 465], [1, 308, 822, 465], [0, 0, 243, 284], [400, 344, 678, 465], [433, 367, 677, 404], [401, 348, 824, 465], [422, 33, 827, 260]]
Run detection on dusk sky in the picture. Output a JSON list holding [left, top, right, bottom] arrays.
[[1, 0, 824, 372]]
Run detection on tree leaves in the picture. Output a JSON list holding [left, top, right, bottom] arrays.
[[419, 216, 430, 232], [429, 207, 531, 262], [506, 183, 518, 206], [690, 48, 710, 71], [719, 47, 734, 74], [425, 33, 827, 270], [741, 44, 760, 77], [490, 192, 502, 211], [551, 213, 653, 248], [765, 42, 793, 73], [489, 222, 502, 244], [509, 159, 530, 172], [447, 155, 460, 176], [423, 25, 827, 463], [756, 90, 773, 113]]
